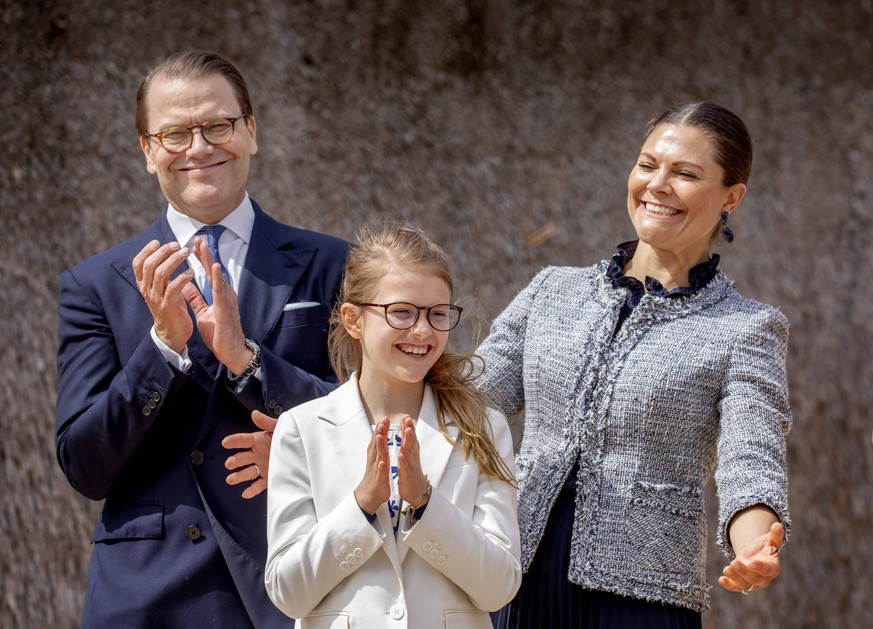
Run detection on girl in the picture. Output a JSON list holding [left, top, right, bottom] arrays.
[[265, 222, 521, 628]]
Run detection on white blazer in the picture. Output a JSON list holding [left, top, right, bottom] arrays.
[[265, 374, 522, 629]]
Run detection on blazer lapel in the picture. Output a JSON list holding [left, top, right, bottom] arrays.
[[236, 203, 317, 346], [398, 385, 456, 566], [318, 376, 373, 488], [320, 376, 405, 578]]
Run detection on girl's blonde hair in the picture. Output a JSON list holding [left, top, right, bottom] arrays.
[[329, 221, 515, 486]]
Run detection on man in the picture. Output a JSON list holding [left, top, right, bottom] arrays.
[[55, 50, 348, 627]]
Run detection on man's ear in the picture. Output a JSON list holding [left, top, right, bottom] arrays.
[[341, 303, 362, 339], [246, 114, 257, 156], [140, 136, 157, 175]]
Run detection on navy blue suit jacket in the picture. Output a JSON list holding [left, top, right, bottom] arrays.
[[56, 201, 349, 628]]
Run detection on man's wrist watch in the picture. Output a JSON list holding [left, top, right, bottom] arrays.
[[228, 338, 260, 383]]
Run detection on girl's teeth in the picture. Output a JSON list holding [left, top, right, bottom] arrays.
[[400, 345, 427, 355]]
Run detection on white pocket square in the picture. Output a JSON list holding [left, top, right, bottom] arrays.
[[283, 301, 321, 311]]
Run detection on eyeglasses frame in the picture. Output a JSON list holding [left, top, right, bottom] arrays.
[[356, 302, 463, 331], [144, 114, 248, 153]]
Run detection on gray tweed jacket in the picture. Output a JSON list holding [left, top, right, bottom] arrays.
[[477, 261, 791, 612]]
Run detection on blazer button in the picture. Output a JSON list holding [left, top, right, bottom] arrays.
[[346, 553, 357, 564], [274, 405, 284, 415], [190, 451, 205, 465], [429, 548, 440, 560], [436, 555, 446, 566], [141, 406, 151, 416], [389, 605, 405, 619], [422, 541, 433, 552], [152, 391, 161, 402], [339, 561, 350, 571], [147, 398, 157, 410], [185, 525, 202, 540], [353, 547, 364, 557]]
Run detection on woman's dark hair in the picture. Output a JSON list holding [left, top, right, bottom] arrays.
[[645, 101, 753, 186]]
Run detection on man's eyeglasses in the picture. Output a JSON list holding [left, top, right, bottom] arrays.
[[144, 115, 248, 153], [357, 302, 463, 331]]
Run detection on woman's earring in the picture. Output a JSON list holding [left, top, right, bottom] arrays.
[[721, 211, 734, 243]]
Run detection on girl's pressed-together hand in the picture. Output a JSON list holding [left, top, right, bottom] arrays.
[[354, 417, 391, 515], [397, 414, 429, 505]]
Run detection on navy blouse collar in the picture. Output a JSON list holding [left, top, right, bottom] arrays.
[[606, 240, 720, 298]]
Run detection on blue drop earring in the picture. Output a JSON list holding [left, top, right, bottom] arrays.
[[721, 211, 734, 243]]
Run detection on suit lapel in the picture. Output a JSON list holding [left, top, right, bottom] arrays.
[[398, 385, 456, 566], [109, 204, 323, 434], [109, 215, 174, 290], [236, 203, 317, 346], [108, 216, 219, 389]]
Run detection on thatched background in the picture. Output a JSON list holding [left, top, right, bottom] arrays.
[[2, 0, 872, 627]]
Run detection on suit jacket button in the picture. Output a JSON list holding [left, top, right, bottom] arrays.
[[339, 561, 350, 571], [268, 399, 277, 410], [147, 398, 157, 410], [152, 391, 161, 402], [190, 451, 205, 465], [185, 525, 202, 540], [274, 406, 284, 415], [142, 406, 151, 416]]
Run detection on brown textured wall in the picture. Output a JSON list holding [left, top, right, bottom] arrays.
[[2, 1, 872, 627]]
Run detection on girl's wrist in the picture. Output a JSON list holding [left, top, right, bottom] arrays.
[[354, 489, 378, 516], [403, 475, 432, 511]]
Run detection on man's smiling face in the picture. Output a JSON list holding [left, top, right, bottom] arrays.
[[140, 73, 258, 224]]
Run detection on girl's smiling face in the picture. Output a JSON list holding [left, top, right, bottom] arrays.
[[626, 123, 746, 263], [345, 267, 451, 394]]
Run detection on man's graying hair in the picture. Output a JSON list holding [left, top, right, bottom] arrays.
[[135, 50, 254, 137]]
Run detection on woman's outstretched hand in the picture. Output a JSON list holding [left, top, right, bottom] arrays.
[[719, 521, 783, 594]]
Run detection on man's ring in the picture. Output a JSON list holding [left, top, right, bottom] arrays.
[[741, 586, 753, 595], [252, 464, 261, 479]]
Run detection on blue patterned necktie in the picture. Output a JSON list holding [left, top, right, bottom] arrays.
[[197, 225, 231, 305]]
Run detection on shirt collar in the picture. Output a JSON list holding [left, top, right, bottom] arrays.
[[607, 240, 720, 297], [166, 193, 255, 247]]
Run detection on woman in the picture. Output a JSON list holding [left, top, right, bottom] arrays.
[[481, 102, 790, 628], [265, 223, 521, 628]]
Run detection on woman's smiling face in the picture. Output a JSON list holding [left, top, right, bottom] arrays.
[[626, 123, 745, 263]]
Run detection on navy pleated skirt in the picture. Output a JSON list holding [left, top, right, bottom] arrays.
[[491, 476, 702, 629]]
